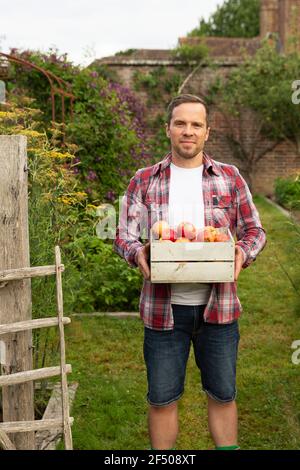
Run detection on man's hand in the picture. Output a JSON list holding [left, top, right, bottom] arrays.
[[136, 242, 150, 280], [234, 245, 245, 281]]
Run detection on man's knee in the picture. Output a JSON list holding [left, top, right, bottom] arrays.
[[150, 400, 178, 411]]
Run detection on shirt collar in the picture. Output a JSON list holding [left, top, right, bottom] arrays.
[[154, 151, 220, 176]]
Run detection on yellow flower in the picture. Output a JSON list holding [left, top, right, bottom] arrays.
[[47, 150, 75, 160], [58, 196, 74, 205], [20, 130, 44, 138], [0, 111, 19, 119], [75, 191, 88, 200]]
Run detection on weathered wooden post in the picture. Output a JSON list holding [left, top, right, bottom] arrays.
[[0, 135, 35, 449]]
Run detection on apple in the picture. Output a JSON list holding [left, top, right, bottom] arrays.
[[175, 237, 191, 243], [160, 227, 176, 242], [192, 228, 204, 242], [204, 226, 217, 242], [151, 220, 170, 240], [215, 232, 230, 242], [176, 222, 197, 240]]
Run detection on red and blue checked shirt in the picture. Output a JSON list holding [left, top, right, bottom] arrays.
[[113, 152, 267, 330]]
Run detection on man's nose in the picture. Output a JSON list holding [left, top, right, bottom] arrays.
[[183, 125, 193, 135]]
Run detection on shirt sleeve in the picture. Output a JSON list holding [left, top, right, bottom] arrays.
[[234, 169, 267, 268], [113, 170, 147, 268]]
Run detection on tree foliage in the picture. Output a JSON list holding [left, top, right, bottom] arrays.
[[216, 43, 300, 146], [188, 0, 260, 38], [208, 42, 300, 186]]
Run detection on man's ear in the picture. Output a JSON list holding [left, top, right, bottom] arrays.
[[165, 123, 170, 139], [205, 126, 210, 142]]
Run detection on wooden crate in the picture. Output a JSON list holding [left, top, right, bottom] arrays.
[[150, 228, 235, 283]]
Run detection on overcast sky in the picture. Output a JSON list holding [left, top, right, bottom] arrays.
[[0, 0, 221, 66]]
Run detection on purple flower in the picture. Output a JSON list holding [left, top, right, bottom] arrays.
[[105, 190, 116, 202], [86, 170, 98, 181]]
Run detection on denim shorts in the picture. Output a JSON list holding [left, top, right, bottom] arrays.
[[143, 304, 240, 406]]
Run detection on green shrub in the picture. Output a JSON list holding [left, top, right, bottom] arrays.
[[274, 174, 300, 210], [65, 236, 142, 312], [171, 42, 208, 64]]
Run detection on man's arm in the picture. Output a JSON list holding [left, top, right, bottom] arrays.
[[113, 170, 148, 269], [234, 169, 267, 269]]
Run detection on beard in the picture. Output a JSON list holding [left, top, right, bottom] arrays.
[[172, 142, 204, 160]]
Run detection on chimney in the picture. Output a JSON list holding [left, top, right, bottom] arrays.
[[278, 0, 300, 52], [260, 0, 279, 37]]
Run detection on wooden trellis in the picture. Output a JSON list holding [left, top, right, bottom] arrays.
[[0, 246, 73, 450]]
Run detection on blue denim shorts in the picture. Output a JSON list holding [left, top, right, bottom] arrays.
[[143, 304, 240, 406]]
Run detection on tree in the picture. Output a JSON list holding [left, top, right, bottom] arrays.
[[188, 0, 260, 39], [208, 42, 300, 188]]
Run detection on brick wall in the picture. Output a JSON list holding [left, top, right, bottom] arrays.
[[94, 59, 299, 195]]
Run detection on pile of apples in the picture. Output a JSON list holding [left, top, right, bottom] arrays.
[[151, 221, 230, 243]]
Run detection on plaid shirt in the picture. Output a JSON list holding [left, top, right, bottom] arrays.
[[114, 152, 267, 330]]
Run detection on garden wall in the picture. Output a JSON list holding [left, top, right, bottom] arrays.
[[93, 54, 299, 196]]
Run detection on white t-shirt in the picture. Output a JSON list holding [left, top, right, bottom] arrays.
[[168, 162, 212, 305]]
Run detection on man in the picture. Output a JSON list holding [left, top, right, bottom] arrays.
[[114, 94, 266, 450]]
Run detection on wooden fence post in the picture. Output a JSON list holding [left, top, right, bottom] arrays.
[[0, 135, 35, 449]]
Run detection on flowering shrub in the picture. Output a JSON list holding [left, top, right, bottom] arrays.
[[0, 95, 142, 323], [2, 49, 150, 326], [7, 47, 153, 203], [67, 69, 152, 203]]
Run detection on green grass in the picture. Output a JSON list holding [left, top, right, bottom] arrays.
[[63, 196, 300, 450]]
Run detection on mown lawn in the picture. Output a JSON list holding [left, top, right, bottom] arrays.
[[63, 196, 300, 450]]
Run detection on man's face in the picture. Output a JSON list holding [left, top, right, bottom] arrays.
[[166, 102, 210, 160]]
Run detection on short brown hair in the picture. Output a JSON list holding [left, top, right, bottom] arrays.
[[166, 94, 209, 126]]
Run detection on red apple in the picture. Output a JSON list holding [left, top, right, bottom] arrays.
[[176, 222, 197, 240], [151, 220, 170, 240], [160, 227, 176, 242], [192, 228, 204, 242]]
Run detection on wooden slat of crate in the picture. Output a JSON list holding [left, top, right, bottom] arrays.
[[151, 261, 234, 283], [151, 240, 234, 261]]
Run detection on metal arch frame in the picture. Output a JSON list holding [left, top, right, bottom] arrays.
[[0, 52, 75, 130]]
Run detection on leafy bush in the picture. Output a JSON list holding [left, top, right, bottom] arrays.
[[66, 236, 142, 312], [0, 95, 144, 374], [274, 174, 300, 210], [172, 42, 208, 64], [7, 48, 152, 203]]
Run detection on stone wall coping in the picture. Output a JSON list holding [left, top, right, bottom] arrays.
[[92, 57, 245, 67]]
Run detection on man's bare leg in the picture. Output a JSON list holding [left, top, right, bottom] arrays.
[[148, 401, 178, 450], [207, 396, 238, 447]]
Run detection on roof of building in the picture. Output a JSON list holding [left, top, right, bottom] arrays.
[[92, 36, 262, 67]]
